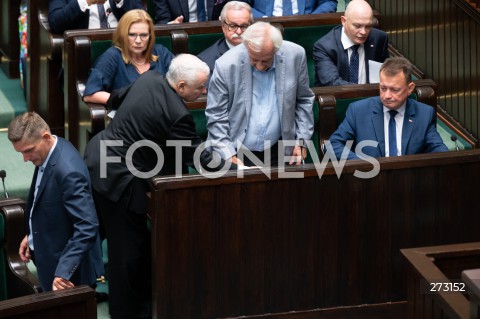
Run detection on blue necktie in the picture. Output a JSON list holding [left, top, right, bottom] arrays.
[[349, 44, 359, 83], [283, 0, 293, 15], [388, 110, 398, 157], [97, 4, 108, 29], [197, 0, 206, 21]]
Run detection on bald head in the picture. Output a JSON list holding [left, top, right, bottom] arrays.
[[341, 0, 374, 44]]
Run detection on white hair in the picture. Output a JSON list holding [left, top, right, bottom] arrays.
[[166, 54, 210, 86], [241, 21, 283, 53]]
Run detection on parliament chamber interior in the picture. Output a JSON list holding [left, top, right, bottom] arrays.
[[1, 0, 480, 318]]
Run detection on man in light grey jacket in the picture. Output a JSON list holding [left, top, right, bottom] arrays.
[[205, 21, 314, 167]]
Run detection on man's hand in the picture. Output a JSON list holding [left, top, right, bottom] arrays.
[[168, 15, 184, 24], [229, 155, 245, 166], [18, 235, 31, 262], [289, 145, 307, 165], [52, 277, 74, 291]]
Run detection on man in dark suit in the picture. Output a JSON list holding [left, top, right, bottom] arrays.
[[328, 57, 448, 160], [198, 1, 253, 80], [7, 112, 104, 292], [48, 0, 145, 34], [250, 0, 336, 18], [154, 0, 228, 23], [84, 54, 220, 319], [313, 0, 389, 86]]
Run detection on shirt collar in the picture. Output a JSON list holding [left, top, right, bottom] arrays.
[[40, 135, 58, 171], [341, 27, 360, 50], [383, 103, 407, 117]]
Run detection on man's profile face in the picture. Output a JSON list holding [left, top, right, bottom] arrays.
[[247, 40, 275, 72], [222, 8, 252, 46], [13, 133, 53, 166], [379, 71, 415, 110], [178, 72, 208, 102]]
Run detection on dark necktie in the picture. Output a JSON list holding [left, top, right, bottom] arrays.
[[388, 110, 398, 157], [97, 4, 109, 29], [349, 44, 360, 83], [197, 0, 206, 21], [283, 0, 293, 15]]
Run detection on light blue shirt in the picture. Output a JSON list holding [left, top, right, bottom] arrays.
[[29, 136, 58, 250], [243, 61, 282, 151]]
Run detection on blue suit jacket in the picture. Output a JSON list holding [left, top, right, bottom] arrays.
[[26, 137, 104, 291], [48, 0, 145, 34], [329, 97, 449, 160], [313, 25, 389, 86], [250, 0, 337, 18], [154, 0, 223, 23]]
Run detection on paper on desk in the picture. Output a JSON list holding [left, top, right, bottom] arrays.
[[107, 110, 116, 119], [368, 60, 383, 83]]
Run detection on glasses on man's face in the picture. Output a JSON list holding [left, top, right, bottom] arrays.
[[223, 21, 250, 32], [128, 33, 150, 41]]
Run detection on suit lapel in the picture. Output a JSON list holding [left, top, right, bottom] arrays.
[[371, 100, 386, 156], [335, 28, 350, 79], [275, 48, 286, 120], [241, 49, 253, 121], [34, 138, 62, 205], [401, 100, 416, 155]]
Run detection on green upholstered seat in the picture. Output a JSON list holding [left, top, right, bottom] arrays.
[[283, 25, 338, 86], [187, 33, 225, 55]]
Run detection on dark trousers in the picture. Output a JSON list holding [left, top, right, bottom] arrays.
[[93, 183, 151, 319]]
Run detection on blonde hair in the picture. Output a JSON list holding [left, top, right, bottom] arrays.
[[8, 112, 50, 143], [113, 9, 158, 64]]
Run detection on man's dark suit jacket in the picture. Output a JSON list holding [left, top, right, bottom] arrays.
[[48, 0, 145, 34], [84, 71, 210, 212], [154, 0, 227, 23], [313, 25, 389, 86], [198, 38, 230, 79], [329, 97, 449, 160], [26, 137, 104, 291]]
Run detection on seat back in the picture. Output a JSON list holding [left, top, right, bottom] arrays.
[[0, 212, 7, 301]]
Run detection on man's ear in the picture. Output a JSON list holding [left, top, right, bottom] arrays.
[[408, 81, 415, 95], [177, 80, 186, 92]]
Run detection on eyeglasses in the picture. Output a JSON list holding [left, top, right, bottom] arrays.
[[223, 21, 250, 32], [128, 33, 150, 41]]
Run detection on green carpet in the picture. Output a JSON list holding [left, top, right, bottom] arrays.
[[0, 69, 27, 128]]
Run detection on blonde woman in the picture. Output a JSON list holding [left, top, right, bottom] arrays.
[[83, 9, 174, 105]]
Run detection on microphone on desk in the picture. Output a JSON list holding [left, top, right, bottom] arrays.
[[0, 170, 9, 198], [450, 135, 460, 151]]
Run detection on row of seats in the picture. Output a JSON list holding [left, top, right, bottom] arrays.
[[62, 12, 377, 151]]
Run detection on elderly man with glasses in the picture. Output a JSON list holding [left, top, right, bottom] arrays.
[[198, 1, 253, 82]]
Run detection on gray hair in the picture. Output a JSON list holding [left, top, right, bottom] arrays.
[[220, 1, 253, 24], [8, 112, 50, 143], [241, 21, 282, 53], [166, 54, 210, 86]]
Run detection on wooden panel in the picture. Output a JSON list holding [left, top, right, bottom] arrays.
[[0, 0, 21, 78], [149, 149, 480, 318], [0, 285, 96, 319], [402, 242, 480, 319]]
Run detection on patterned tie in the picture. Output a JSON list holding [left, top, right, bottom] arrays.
[[197, 0, 206, 21], [349, 44, 360, 83], [388, 110, 398, 157], [283, 0, 293, 15], [97, 4, 109, 29]]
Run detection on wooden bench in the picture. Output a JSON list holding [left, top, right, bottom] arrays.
[[0, 285, 96, 319], [0, 198, 41, 301], [147, 149, 480, 318], [401, 242, 480, 319], [0, 0, 21, 78], [63, 13, 352, 151]]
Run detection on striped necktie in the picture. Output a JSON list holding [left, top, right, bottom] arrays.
[[97, 4, 109, 29]]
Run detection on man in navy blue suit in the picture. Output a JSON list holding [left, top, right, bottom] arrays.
[[313, 0, 389, 86], [328, 57, 448, 160], [48, 0, 145, 34], [250, 0, 337, 18], [8, 112, 104, 292], [154, 0, 228, 23]]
